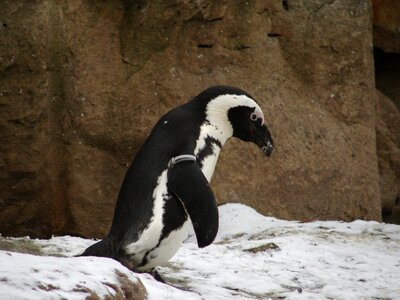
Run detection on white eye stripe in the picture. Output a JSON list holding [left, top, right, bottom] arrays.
[[205, 94, 265, 131]]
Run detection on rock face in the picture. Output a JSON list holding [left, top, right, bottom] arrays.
[[372, 0, 400, 223], [372, 0, 400, 54], [0, 0, 384, 238], [372, 0, 400, 111], [376, 91, 400, 224]]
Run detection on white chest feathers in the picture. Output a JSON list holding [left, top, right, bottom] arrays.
[[194, 122, 229, 182], [124, 170, 169, 270]]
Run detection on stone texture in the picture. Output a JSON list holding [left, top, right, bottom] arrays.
[[372, 0, 400, 223], [0, 1, 66, 237], [372, 0, 400, 53], [376, 90, 400, 224], [372, 0, 400, 111], [0, 0, 383, 238]]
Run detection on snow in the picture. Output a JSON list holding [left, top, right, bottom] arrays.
[[1, 203, 400, 299], [0, 252, 138, 299], [162, 204, 400, 299]]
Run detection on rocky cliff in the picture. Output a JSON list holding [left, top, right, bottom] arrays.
[[0, 0, 397, 238], [372, 0, 400, 223]]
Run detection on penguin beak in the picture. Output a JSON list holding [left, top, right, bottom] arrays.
[[254, 125, 274, 157]]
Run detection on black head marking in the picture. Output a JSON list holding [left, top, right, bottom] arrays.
[[228, 106, 274, 156], [228, 106, 258, 142]]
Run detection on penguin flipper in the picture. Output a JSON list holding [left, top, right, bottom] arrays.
[[167, 161, 218, 248]]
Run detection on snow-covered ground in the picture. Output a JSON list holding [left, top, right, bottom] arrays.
[[1, 203, 400, 299]]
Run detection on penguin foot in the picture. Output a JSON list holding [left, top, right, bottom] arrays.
[[149, 269, 166, 283]]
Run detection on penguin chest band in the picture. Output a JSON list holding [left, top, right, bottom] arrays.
[[168, 154, 197, 168]]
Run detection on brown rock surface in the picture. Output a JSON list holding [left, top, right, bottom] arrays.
[[376, 90, 400, 224], [372, 0, 400, 111], [1, 0, 383, 238], [372, 0, 400, 53], [372, 0, 400, 223]]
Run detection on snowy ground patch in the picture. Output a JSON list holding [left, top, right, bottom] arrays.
[[1, 203, 400, 299], [160, 204, 400, 299]]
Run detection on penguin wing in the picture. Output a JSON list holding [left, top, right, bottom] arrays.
[[167, 161, 218, 248]]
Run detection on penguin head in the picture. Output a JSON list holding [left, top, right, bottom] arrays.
[[198, 86, 274, 156], [227, 102, 274, 157]]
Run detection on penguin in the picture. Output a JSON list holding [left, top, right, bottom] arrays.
[[81, 86, 274, 273]]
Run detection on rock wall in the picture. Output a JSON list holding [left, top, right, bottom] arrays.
[[372, 0, 400, 54], [0, 0, 384, 238], [376, 91, 400, 224], [372, 0, 400, 223]]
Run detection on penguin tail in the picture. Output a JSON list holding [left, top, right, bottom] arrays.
[[79, 236, 121, 260]]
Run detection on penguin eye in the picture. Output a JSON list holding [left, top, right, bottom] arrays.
[[249, 109, 265, 125]]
